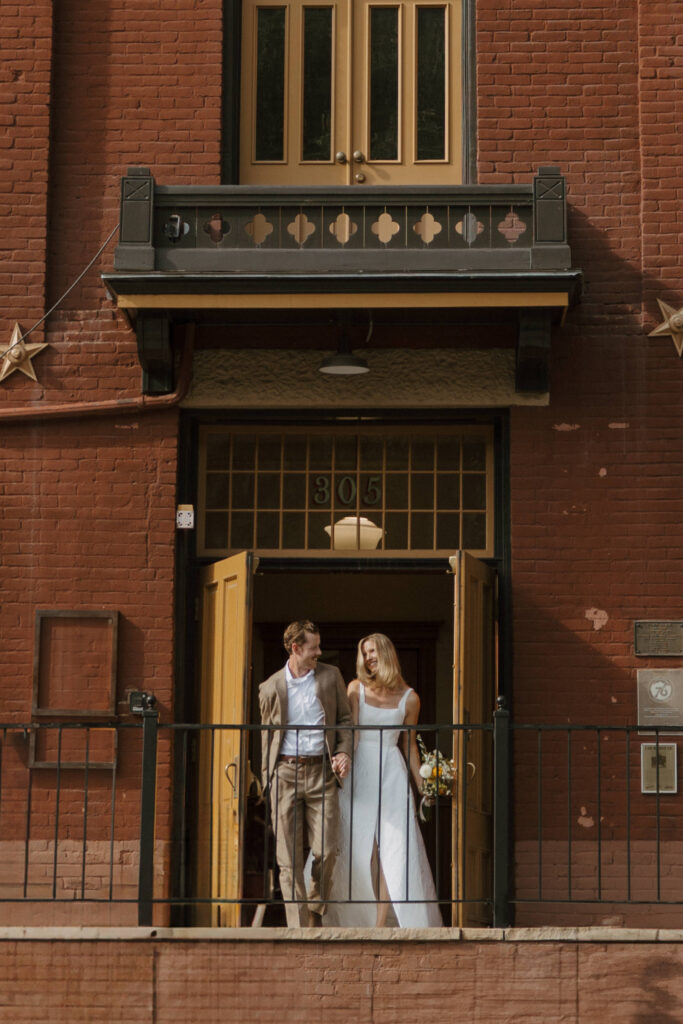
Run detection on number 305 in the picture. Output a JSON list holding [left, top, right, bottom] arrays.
[[312, 475, 381, 506]]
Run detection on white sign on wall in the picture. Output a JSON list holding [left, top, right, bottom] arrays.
[[637, 669, 683, 732]]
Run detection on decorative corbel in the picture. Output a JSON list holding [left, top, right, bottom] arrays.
[[516, 310, 551, 394], [135, 314, 174, 395]]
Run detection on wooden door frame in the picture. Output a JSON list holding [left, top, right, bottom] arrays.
[[221, 0, 478, 185]]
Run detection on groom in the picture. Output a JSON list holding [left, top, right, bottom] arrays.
[[259, 620, 352, 927]]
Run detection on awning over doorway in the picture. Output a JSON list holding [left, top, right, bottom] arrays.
[[102, 167, 582, 395]]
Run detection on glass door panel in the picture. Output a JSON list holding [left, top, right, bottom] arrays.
[[242, 0, 351, 184], [369, 6, 400, 161], [302, 7, 334, 161], [254, 7, 287, 162], [416, 6, 446, 160], [241, 0, 461, 185], [354, 0, 460, 184]]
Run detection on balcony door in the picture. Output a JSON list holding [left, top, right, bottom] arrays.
[[240, 0, 463, 185]]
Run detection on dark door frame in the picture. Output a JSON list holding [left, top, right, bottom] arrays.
[[170, 408, 511, 922]]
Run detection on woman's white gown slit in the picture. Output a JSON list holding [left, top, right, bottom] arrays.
[[325, 684, 442, 927]]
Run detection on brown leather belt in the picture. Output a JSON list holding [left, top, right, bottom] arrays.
[[278, 754, 325, 765]]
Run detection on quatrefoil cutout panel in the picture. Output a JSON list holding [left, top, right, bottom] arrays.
[[204, 213, 230, 244], [244, 213, 274, 246], [413, 212, 442, 245], [497, 211, 527, 244], [371, 211, 401, 245], [287, 213, 316, 246], [329, 212, 358, 246], [455, 213, 484, 244]]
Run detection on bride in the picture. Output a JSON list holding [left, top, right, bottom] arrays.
[[324, 633, 442, 927]]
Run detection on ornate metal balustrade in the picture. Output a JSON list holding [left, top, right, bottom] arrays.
[[112, 166, 574, 277]]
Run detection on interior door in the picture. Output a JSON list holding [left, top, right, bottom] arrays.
[[197, 551, 254, 926], [240, 0, 462, 185], [451, 550, 497, 927]]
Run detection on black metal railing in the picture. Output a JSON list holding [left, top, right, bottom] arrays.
[[511, 723, 683, 909], [1, 713, 682, 928]]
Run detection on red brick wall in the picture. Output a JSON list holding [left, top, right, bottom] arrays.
[[477, 0, 682, 922], [0, 0, 225, 923], [1, 3, 53, 346], [1, 935, 683, 1022], [478, 0, 682, 711], [1, 0, 224, 405], [0, 413, 177, 917]]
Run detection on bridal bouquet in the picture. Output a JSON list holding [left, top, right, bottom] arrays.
[[417, 735, 455, 821]]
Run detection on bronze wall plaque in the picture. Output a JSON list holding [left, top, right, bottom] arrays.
[[634, 620, 683, 657]]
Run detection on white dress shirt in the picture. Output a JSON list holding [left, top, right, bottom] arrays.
[[280, 662, 326, 756]]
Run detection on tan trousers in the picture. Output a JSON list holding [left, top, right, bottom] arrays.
[[270, 759, 338, 927]]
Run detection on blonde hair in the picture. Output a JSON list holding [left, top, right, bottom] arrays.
[[356, 633, 405, 691]]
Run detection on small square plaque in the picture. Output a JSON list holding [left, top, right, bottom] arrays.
[[641, 743, 677, 794]]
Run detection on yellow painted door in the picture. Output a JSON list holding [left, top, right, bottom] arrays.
[[240, 0, 462, 185], [197, 551, 254, 926], [451, 550, 497, 927]]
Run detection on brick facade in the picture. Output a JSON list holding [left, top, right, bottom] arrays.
[[1, 0, 681, 952]]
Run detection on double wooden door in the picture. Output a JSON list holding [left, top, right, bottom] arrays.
[[196, 550, 496, 925], [240, 0, 463, 185]]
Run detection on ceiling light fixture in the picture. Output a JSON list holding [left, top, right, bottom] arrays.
[[318, 317, 372, 375]]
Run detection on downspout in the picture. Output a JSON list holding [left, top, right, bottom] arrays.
[[0, 323, 194, 424]]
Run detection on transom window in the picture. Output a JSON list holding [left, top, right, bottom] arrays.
[[198, 426, 493, 556]]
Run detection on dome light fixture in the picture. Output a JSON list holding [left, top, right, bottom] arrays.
[[318, 349, 369, 375], [318, 316, 373, 375]]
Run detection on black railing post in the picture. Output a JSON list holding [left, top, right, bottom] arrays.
[[138, 702, 159, 926], [493, 696, 511, 928]]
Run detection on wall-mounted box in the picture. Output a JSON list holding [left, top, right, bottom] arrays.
[[32, 610, 119, 718], [641, 742, 677, 794]]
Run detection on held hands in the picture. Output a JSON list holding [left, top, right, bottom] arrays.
[[332, 752, 351, 779]]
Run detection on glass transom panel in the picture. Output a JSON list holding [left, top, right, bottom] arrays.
[[199, 427, 493, 556]]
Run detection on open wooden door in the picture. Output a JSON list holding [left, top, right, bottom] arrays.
[[451, 551, 497, 927], [197, 551, 254, 926]]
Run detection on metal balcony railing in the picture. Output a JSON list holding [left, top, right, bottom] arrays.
[[1, 714, 681, 928], [111, 166, 574, 277]]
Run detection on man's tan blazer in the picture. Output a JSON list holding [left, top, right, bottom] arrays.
[[258, 662, 353, 790]]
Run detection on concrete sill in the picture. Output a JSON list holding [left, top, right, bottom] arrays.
[[3, 926, 683, 943]]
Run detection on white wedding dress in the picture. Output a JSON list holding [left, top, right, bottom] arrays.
[[325, 684, 442, 927]]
